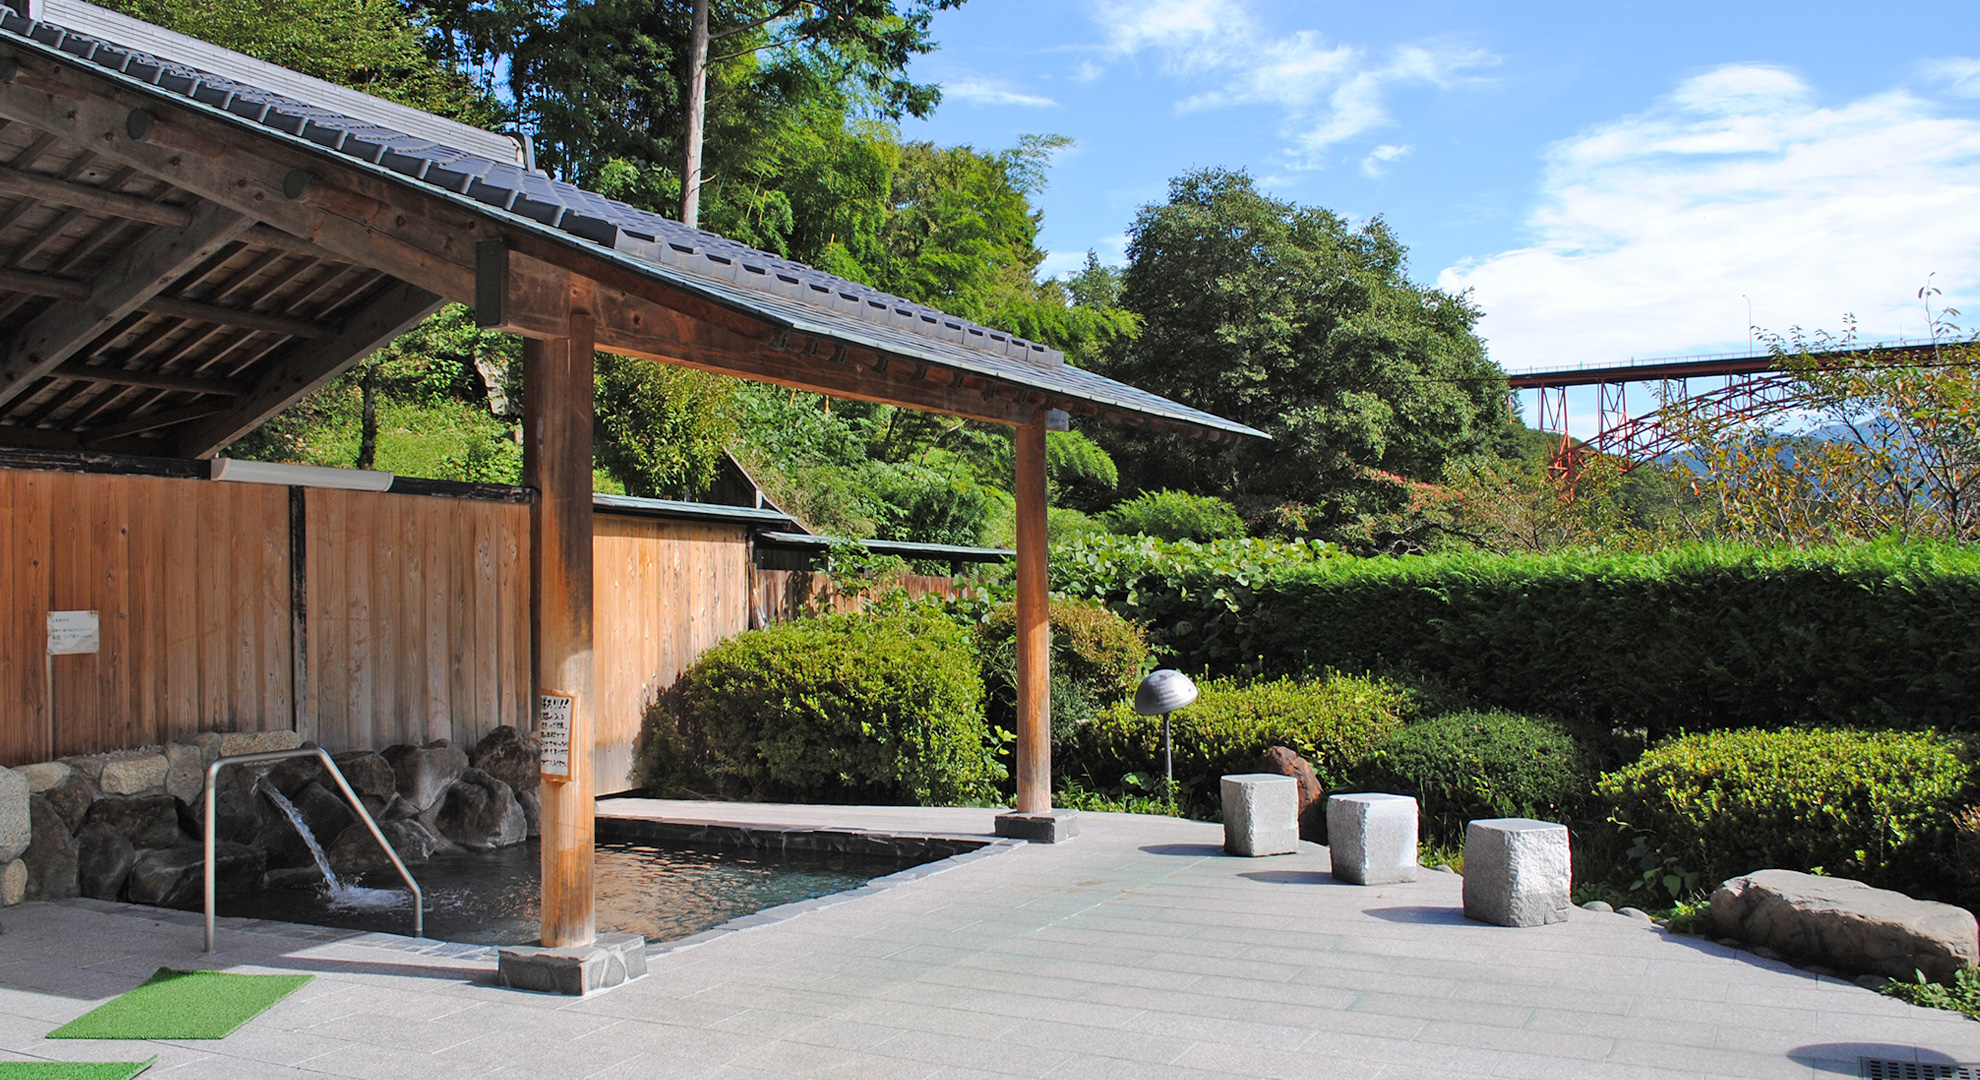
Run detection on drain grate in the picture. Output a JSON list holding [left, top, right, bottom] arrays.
[[1862, 1060, 1980, 1080]]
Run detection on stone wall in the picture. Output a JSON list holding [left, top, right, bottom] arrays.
[[0, 726, 540, 911]]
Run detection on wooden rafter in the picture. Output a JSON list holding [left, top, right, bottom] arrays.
[[0, 162, 191, 227], [167, 278, 443, 458], [0, 199, 249, 407]]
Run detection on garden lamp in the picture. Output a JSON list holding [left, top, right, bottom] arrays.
[[1134, 669, 1198, 802]]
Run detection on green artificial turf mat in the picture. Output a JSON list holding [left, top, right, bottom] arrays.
[[0, 1057, 156, 1079], [47, 969, 312, 1040]]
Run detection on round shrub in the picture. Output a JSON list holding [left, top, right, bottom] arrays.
[[1065, 674, 1415, 811], [1354, 711, 1594, 847], [1597, 728, 1976, 896], [979, 598, 1149, 740], [1102, 489, 1246, 542], [668, 608, 997, 805]]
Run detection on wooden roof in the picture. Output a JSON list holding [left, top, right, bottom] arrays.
[[0, 0, 1265, 457]]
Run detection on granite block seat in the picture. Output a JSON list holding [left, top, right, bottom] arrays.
[[1326, 793, 1418, 885], [1463, 818, 1571, 927], [1221, 774, 1298, 857]]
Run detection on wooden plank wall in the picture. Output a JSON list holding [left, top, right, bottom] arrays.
[[754, 569, 960, 624], [0, 470, 291, 764], [592, 515, 750, 794], [303, 488, 530, 754]]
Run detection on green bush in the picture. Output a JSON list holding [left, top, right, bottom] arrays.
[[978, 598, 1149, 741], [1596, 728, 1976, 898], [664, 608, 999, 804], [1054, 537, 1980, 737], [1352, 711, 1595, 847], [1064, 674, 1416, 815], [1102, 490, 1246, 542]]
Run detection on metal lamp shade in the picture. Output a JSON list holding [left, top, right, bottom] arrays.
[[1134, 669, 1199, 716]]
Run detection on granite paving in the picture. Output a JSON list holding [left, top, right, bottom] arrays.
[[0, 801, 1973, 1078]]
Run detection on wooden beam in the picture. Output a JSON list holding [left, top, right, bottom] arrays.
[[53, 361, 240, 396], [167, 279, 443, 458], [80, 401, 229, 443], [240, 223, 350, 264], [0, 163, 194, 228], [527, 312, 597, 949], [0, 266, 335, 338], [140, 295, 331, 339], [0, 200, 250, 408], [484, 246, 1037, 426], [1011, 417, 1051, 816], [0, 56, 480, 300]]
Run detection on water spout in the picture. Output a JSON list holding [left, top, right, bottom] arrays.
[[260, 782, 401, 909]]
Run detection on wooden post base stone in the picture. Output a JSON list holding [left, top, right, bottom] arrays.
[[993, 809, 1080, 843], [497, 932, 647, 995]]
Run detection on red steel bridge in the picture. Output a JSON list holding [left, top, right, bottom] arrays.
[[1506, 343, 1943, 482]]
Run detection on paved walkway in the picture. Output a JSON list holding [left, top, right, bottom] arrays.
[[1, 803, 1975, 1079]]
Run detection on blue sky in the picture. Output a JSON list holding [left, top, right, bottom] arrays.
[[902, 0, 1980, 377]]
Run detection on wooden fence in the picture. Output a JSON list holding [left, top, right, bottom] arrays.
[[0, 464, 963, 793]]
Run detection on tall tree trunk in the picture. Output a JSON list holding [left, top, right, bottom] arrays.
[[681, 0, 710, 228], [356, 364, 378, 470]]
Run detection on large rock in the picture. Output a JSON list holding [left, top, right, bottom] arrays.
[[126, 842, 263, 908], [288, 782, 355, 847], [97, 750, 169, 797], [1463, 818, 1571, 928], [517, 786, 541, 839], [428, 768, 526, 852], [1326, 792, 1419, 886], [163, 743, 207, 805], [252, 812, 317, 872], [217, 730, 303, 758], [0, 767, 29, 864], [43, 772, 96, 834], [1711, 869, 1980, 982], [330, 750, 397, 809], [15, 761, 71, 793], [265, 751, 327, 799], [183, 765, 276, 846], [0, 858, 23, 905], [1220, 774, 1299, 857], [326, 819, 438, 877], [60, 754, 106, 785], [22, 795, 77, 900], [1254, 746, 1324, 842], [382, 742, 467, 812], [470, 726, 540, 794], [84, 795, 182, 849], [74, 821, 137, 901]]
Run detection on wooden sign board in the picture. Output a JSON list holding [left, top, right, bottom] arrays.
[[47, 610, 99, 655], [538, 691, 574, 781]]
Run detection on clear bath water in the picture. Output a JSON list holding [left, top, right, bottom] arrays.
[[214, 838, 930, 945]]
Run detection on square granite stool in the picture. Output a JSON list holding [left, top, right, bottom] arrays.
[[1463, 818, 1571, 927], [1221, 773, 1298, 856], [1326, 793, 1418, 884]]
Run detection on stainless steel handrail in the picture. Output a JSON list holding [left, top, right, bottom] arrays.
[[203, 747, 424, 951]]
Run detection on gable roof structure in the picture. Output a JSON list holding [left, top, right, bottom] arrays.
[[0, 0, 1265, 457]]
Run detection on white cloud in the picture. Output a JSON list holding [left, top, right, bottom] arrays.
[[943, 77, 1057, 108], [1923, 57, 1980, 98], [1086, 0, 1492, 161], [1360, 143, 1411, 178], [1438, 65, 1980, 372]]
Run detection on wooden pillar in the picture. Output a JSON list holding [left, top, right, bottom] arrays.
[[525, 312, 596, 948], [1012, 417, 1051, 815]]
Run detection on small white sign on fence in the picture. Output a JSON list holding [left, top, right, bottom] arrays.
[[538, 691, 574, 780], [47, 610, 99, 655]]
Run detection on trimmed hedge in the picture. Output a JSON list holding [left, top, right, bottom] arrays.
[[1054, 537, 1980, 736], [978, 598, 1149, 740], [660, 608, 998, 804], [1352, 711, 1594, 847], [1064, 674, 1416, 813], [1597, 728, 1976, 897]]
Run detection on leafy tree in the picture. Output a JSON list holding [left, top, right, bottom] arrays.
[[1101, 489, 1246, 542], [1098, 168, 1504, 538], [593, 356, 741, 497]]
